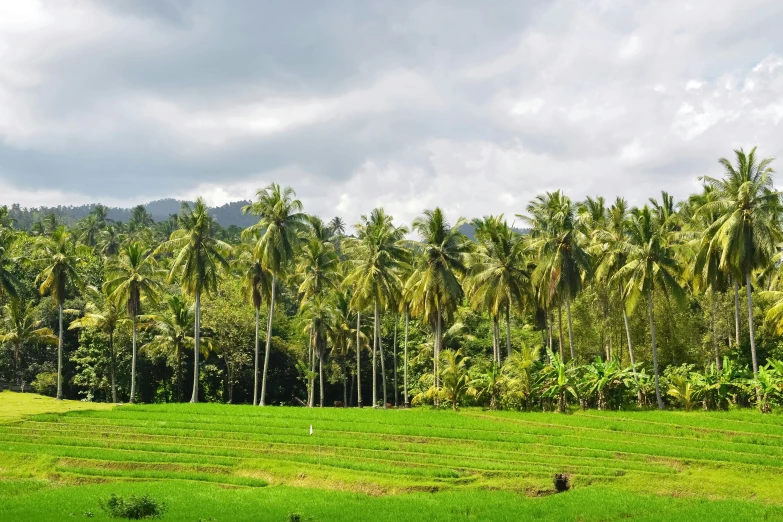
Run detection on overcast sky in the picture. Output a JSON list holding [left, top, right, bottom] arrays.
[[1, 0, 783, 227]]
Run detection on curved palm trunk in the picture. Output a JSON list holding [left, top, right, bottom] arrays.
[[505, 306, 512, 360], [56, 302, 63, 400], [190, 292, 201, 403], [253, 307, 260, 405], [376, 303, 388, 409], [403, 308, 409, 408], [566, 299, 575, 360], [130, 315, 138, 404], [372, 300, 378, 407], [109, 331, 117, 403], [260, 274, 276, 406], [734, 279, 741, 346], [619, 283, 637, 382], [648, 291, 664, 410], [356, 311, 362, 408], [746, 272, 759, 377], [392, 316, 398, 407]]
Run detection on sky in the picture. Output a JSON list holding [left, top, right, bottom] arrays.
[[1, 0, 783, 228]]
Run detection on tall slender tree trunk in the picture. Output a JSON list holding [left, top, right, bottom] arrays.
[[746, 272, 759, 377], [434, 309, 441, 390], [260, 274, 276, 406], [403, 308, 409, 408], [734, 279, 741, 346], [13, 342, 20, 386], [356, 310, 362, 408], [621, 299, 637, 381], [130, 315, 137, 404], [566, 299, 575, 360], [710, 288, 721, 370], [392, 316, 398, 407], [253, 307, 260, 406], [190, 292, 200, 403], [308, 329, 316, 408], [109, 332, 117, 403], [648, 290, 664, 410], [372, 300, 378, 407], [56, 302, 63, 400], [176, 348, 183, 402], [557, 306, 565, 361], [505, 305, 512, 360], [376, 303, 388, 409], [318, 340, 324, 408], [342, 352, 348, 407], [492, 315, 500, 364]]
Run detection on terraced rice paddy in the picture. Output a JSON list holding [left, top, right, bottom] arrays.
[[2, 393, 783, 521]]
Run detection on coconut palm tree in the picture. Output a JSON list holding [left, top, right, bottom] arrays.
[[68, 288, 127, 402], [242, 184, 308, 406], [140, 295, 208, 402], [0, 299, 57, 386], [407, 208, 469, 393], [158, 199, 231, 403], [614, 205, 685, 409], [344, 208, 409, 408], [103, 242, 163, 404], [523, 191, 591, 361], [699, 147, 782, 377], [35, 227, 86, 399], [593, 198, 638, 373], [0, 229, 19, 301], [297, 235, 339, 406], [327, 289, 360, 407], [236, 247, 273, 406], [466, 215, 531, 364]]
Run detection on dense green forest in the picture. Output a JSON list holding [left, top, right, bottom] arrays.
[[2, 147, 783, 413]]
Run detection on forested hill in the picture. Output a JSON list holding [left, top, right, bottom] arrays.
[[6, 200, 526, 237], [7, 199, 257, 230]]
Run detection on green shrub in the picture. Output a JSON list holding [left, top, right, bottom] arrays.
[[100, 494, 167, 519], [30, 372, 58, 397]]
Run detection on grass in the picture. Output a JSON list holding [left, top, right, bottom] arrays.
[[2, 391, 783, 520]]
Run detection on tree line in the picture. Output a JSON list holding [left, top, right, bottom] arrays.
[[1, 147, 783, 412]]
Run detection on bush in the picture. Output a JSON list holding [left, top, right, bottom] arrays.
[[31, 372, 58, 397], [100, 494, 167, 519]]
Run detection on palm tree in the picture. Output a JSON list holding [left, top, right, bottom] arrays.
[[0, 299, 57, 386], [523, 191, 591, 360], [700, 147, 782, 377], [158, 199, 231, 403], [344, 208, 409, 408], [68, 288, 127, 402], [0, 229, 19, 301], [140, 295, 205, 402], [300, 295, 334, 407], [466, 216, 531, 364], [237, 247, 273, 406], [614, 205, 685, 409], [297, 235, 339, 406], [438, 348, 470, 411], [408, 208, 469, 394], [593, 198, 638, 373], [103, 242, 162, 404], [242, 184, 307, 406], [328, 290, 360, 407], [35, 227, 86, 399]]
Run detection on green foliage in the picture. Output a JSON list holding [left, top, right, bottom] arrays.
[[30, 371, 57, 396], [100, 493, 167, 519]]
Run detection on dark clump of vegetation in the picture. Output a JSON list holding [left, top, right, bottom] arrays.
[[100, 493, 167, 519], [553, 473, 570, 493]]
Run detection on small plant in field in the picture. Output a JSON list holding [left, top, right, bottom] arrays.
[[553, 473, 571, 493], [100, 494, 167, 519], [288, 514, 302, 522]]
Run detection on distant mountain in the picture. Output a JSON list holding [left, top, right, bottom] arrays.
[[457, 223, 529, 241], [7, 199, 258, 230]]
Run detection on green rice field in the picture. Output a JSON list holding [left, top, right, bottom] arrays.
[[2, 392, 783, 521]]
